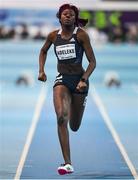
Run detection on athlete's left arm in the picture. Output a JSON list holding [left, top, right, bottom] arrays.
[[78, 29, 96, 81]]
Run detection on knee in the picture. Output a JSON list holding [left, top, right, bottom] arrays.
[[70, 124, 79, 132], [69, 118, 81, 132], [57, 116, 68, 127], [58, 116, 64, 126]]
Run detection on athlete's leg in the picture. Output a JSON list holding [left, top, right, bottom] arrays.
[[69, 93, 87, 131], [53, 85, 72, 164]]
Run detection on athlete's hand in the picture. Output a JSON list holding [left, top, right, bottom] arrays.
[[38, 72, 47, 82], [76, 81, 87, 92]]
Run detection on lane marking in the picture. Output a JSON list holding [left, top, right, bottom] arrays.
[[14, 85, 47, 180], [90, 84, 138, 180], [132, 84, 138, 94]]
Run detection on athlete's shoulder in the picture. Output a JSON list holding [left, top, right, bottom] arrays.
[[77, 27, 90, 43], [77, 27, 89, 37], [47, 29, 59, 43]]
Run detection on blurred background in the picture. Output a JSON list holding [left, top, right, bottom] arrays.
[[0, 0, 138, 43], [0, 0, 138, 179], [0, 0, 138, 85]]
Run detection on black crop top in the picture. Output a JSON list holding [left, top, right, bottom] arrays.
[[54, 27, 84, 63]]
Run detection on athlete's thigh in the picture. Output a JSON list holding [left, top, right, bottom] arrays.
[[53, 85, 71, 118], [70, 93, 87, 129]]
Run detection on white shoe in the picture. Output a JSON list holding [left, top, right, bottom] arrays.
[[58, 163, 74, 175]]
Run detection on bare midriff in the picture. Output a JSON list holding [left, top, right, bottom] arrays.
[[57, 63, 84, 75]]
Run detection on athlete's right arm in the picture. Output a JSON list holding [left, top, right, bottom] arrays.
[[38, 31, 56, 82]]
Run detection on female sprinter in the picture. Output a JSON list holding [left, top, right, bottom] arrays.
[[38, 4, 96, 175]]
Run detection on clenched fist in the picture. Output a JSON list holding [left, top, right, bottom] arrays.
[[38, 72, 47, 82]]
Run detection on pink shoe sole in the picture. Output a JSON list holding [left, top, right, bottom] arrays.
[[58, 169, 73, 175], [58, 169, 67, 175]]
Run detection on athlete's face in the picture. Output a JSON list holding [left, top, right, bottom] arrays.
[[60, 9, 76, 26]]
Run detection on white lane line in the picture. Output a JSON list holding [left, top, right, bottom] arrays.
[[90, 84, 138, 180], [132, 84, 138, 94], [14, 85, 47, 180]]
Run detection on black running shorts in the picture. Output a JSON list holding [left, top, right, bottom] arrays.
[[53, 73, 89, 95]]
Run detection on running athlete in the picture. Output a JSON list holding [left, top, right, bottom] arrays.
[[38, 4, 96, 175]]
